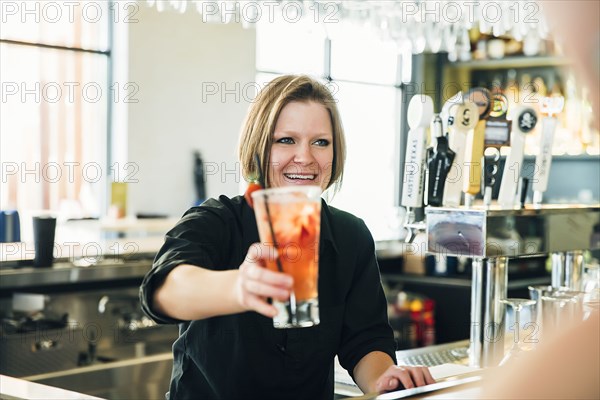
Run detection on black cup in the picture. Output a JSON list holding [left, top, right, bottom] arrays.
[[33, 216, 56, 267]]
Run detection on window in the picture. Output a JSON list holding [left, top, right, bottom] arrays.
[[330, 33, 400, 86], [1, 2, 112, 237], [256, 15, 327, 76], [332, 81, 401, 237], [255, 18, 405, 240]]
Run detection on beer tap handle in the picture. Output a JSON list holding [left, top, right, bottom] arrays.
[[463, 88, 491, 207], [498, 107, 538, 208], [425, 115, 456, 207], [401, 95, 434, 210], [517, 177, 530, 209], [482, 148, 501, 207], [440, 91, 463, 138], [440, 91, 462, 207], [533, 96, 564, 207], [402, 94, 433, 242], [482, 93, 511, 208], [443, 99, 479, 207]]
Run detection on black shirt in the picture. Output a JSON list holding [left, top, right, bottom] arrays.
[[140, 195, 396, 400]]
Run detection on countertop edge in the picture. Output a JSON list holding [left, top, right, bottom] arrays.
[[0, 375, 104, 400]]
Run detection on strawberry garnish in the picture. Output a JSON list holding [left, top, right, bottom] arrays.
[[244, 181, 263, 208]]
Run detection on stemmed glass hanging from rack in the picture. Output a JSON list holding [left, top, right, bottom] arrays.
[[144, 0, 550, 59]]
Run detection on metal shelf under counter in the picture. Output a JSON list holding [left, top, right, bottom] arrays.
[[383, 273, 551, 290], [0, 237, 162, 291], [0, 260, 153, 291]]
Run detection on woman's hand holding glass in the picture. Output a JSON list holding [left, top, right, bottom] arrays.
[[234, 243, 293, 318]]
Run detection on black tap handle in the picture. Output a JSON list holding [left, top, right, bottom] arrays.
[[519, 177, 530, 208]]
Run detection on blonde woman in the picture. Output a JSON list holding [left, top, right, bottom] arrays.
[[141, 75, 434, 399]]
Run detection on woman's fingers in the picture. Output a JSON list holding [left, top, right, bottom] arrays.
[[243, 277, 290, 300], [383, 378, 398, 391], [394, 368, 416, 390], [244, 293, 278, 318], [375, 367, 412, 392], [422, 366, 436, 385], [407, 366, 426, 387], [376, 365, 435, 393], [235, 243, 294, 316], [243, 261, 293, 289], [244, 243, 293, 287]]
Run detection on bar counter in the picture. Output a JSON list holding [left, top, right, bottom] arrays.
[[1, 342, 482, 400], [0, 374, 103, 400], [0, 372, 482, 400], [334, 340, 484, 399]]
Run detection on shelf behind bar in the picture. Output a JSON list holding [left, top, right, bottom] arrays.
[[384, 273, 550, 290], [448, 55, 572, 70]]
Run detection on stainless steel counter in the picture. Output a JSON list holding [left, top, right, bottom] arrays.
[[0, 236, 163, 290], [0, 259, 152, 290]]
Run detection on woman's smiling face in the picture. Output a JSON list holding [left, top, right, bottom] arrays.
[[268, 101, 334, 190]]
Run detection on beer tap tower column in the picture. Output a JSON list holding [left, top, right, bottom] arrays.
[[425, 206, 600, 368]]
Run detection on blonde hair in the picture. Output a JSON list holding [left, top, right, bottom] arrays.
[[238, 75, 346, 192]]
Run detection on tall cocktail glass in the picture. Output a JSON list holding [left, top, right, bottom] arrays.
[[252, 186, 321, 328]]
